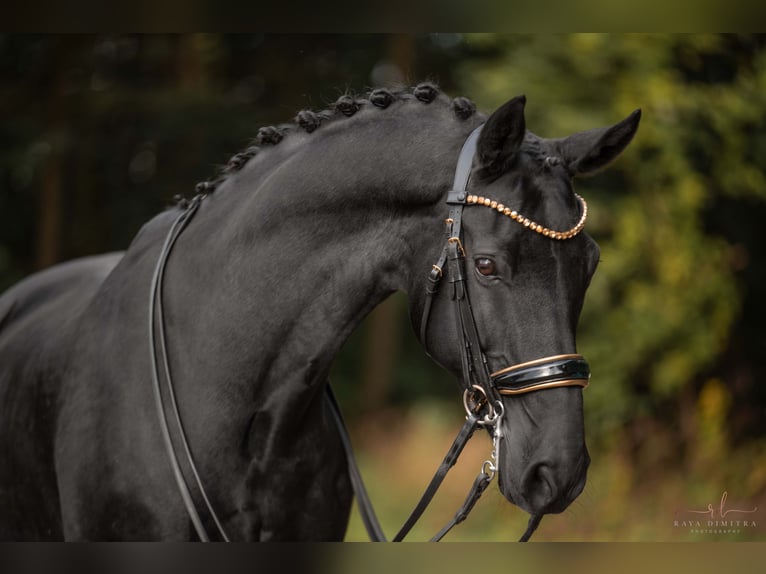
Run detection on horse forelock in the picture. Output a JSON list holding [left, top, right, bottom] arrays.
[[506, 133, 581, 229], [187, 83, 477, 203], [519, 133, 564, 173]]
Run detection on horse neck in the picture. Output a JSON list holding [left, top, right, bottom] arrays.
[[161, 115, 472, 403]]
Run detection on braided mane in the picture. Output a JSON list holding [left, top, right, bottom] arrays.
[[180, 83, 476, 206]]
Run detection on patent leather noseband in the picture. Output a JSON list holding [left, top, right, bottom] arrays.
[[492, 354, 590, 395]]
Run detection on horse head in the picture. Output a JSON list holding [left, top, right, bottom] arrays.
[[413, 95, 640, 517]]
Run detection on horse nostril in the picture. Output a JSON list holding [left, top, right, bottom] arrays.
[[523, 464, 557, 512], [519, 457, 589, 515]]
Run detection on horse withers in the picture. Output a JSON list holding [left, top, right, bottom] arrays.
[[0, 85, 639, 540]]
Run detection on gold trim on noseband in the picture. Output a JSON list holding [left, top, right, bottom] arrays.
[[466, 194, 588, 240], [490, 353, 585, 379], [497, 379, 589, 396]]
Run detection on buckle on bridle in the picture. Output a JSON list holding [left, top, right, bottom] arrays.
[[447, 236, 466, 257]]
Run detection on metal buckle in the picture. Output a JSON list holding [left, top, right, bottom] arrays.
[[481, 400, 504, 481], [447, 236, 466, 256]]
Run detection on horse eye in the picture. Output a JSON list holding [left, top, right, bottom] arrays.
[[475, 257, 497, 276]]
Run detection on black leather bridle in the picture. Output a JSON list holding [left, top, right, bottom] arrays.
[[148, 123, 591, 542], [418, 124, 591, 403]]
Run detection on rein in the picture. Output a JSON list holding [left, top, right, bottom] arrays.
[[149, 194, 230, 542], [148, 123, 590, 542]]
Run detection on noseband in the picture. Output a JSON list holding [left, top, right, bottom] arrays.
[[149, 123, 591, 543], [492, 354, 590, 395]]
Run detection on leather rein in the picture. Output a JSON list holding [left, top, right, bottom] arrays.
[[148, 123, 590, 542]]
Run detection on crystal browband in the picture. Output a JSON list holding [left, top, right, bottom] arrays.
[[466, 193, 588, 240]]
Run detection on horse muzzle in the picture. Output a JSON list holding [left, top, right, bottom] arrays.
[[492, 354, 591, 515]]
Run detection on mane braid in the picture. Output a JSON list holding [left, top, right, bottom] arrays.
[[184, 83, 476, 205]]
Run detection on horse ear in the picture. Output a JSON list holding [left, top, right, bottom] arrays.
[[560, 109, 641, 177], [477, 95, 527, 172]]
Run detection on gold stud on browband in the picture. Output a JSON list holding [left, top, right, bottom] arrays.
[[465, 194, 588, 240]]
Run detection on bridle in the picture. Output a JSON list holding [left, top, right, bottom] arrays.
[[148, 123, 591, 542], [417, 125, 590, 403]]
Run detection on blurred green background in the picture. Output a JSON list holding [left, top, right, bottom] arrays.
[[1, 34, 764, 541]]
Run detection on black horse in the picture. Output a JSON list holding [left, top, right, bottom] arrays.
[[0, 84, 639, 541]]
